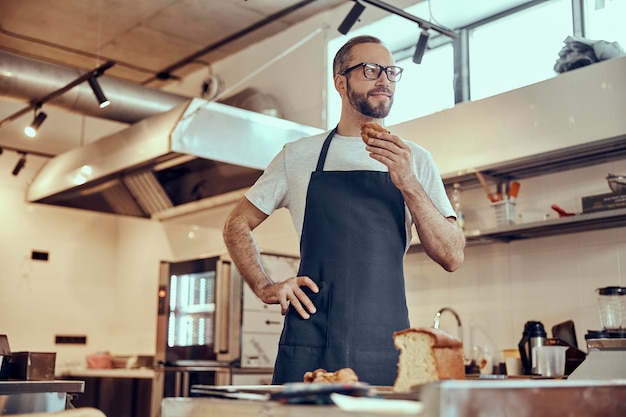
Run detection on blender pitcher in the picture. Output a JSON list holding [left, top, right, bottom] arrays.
[[597, 286, 626, 330]]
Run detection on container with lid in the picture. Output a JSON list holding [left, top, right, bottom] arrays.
[[596, 286, 626, 330]]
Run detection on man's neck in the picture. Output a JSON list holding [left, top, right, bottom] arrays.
[[336, 117, 383, 137]]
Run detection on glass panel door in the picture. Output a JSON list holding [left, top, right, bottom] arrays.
[[169, 271, 216, 348], [162, 257, 219, 364]]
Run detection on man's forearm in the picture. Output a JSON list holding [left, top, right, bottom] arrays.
[[223, 203, 273, 296], [402, 184, 465, 272]]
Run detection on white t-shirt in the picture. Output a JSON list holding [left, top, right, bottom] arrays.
[[245, 130, 455, 251]]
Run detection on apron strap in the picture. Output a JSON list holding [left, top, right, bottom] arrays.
[[315, 127, 338, 172]]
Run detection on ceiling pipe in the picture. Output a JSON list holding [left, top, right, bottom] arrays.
[[0, 50, 189, 124]]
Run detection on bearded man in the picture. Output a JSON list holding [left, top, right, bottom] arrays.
[[223, 35, 465, 385]]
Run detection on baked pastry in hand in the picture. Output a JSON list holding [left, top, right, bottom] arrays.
[[360, 122, 389, 144]]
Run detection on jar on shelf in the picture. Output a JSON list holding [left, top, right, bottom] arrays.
[[451, 183, 465, 230]]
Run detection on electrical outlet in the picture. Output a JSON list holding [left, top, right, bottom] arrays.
[[31, 251, 49, 261], [55, 335, 87, 345]]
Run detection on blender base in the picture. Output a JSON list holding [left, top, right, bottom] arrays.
[[568, 349, 626, 380]]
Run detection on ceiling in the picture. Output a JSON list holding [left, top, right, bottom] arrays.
[[0, 0, 531, 231], [0, 0, 356, 157], [0, 0, 359, 86], [0, 0, 529, 161]]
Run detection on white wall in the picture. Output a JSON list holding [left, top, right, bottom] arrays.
[[0, 152, 297, 372], [159, 11, 335, 129], [404, 161, 626, 361], [1, 7, 625, 375]]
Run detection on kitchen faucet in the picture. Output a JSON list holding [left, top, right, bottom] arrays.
[[432, 307, 463, 344]]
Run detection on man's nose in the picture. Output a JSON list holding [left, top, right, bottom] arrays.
[[375, 70, 390, 85]]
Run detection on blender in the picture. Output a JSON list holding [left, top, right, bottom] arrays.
[[569, 286, 626, 380]]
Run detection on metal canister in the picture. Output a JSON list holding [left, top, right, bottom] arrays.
[[518, 321, 547, 375]]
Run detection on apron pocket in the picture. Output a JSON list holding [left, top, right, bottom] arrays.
[[280, 280, 330, 348]]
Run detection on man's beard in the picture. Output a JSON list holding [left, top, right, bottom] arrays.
[[347, 82, 393, 118]]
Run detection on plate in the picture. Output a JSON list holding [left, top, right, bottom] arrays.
[[208, 385, 283, 393], [373, 385, 423, 400], [270, 382, 374, 404], [330, 393, 424, 414]]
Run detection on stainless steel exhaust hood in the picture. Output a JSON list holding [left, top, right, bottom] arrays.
[[27, 98, 321, 219]]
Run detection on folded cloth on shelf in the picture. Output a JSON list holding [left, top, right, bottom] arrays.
[[554, 36, 626, 73]]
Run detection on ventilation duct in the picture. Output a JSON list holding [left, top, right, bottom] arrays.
[[26, 98, 322, 219]]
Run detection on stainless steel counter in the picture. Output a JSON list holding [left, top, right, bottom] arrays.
[[0, 380, 84, 395], [62, 369, 155, 379], [421, 379, 626, 417], [0, 380, 84, 415], [160, 379, 626, 417]]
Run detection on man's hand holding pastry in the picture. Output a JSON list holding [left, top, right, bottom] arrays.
[[360, 122, 416, 191]]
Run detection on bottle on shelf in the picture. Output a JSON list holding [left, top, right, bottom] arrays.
[[451, 182, 465, 230]]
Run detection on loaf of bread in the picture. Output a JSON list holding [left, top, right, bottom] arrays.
[[393, 327, 465, 392], [360, 121, 389, 144], [303, 367, 359, 384]]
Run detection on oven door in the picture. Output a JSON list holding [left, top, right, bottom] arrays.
[[156, 256, 242, 365]]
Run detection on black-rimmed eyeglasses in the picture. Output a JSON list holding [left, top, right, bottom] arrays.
[[340, 62, 404, 82]]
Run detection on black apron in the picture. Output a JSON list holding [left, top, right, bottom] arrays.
[[272, 128, 410, 386]]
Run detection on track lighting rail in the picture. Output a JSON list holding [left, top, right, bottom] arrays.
[[358, 0, 457, 39], [0, 144, 54, 177], [0, 60, 116, 129], [0, 144, 55, 158], [338, 0, 457, 64]]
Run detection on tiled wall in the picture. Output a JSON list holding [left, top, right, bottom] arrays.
[[387, 56, 626, 365], [403, 161, 626, 364]]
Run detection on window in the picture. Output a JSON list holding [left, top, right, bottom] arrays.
[[386, 44, 455, 126], [585, 0, 626, 47], [468, 0, 573, 100], [326, 0, 625, 127]]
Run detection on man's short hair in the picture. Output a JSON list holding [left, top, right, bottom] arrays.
[[333, 35, 383, 76]]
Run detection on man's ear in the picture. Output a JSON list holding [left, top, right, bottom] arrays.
[[334, 74, 346, 97]]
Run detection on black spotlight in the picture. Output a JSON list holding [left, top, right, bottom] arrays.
[[88, 77, 110, 108], [338, 1, 366, 35], [12, 152, 26, 176], [412, 28, 431, 64], [24, 112, 47, 138]]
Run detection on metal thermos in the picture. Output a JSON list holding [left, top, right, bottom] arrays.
[[518, 321, 547, 375]]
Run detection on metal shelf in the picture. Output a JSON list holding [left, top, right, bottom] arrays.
[[442, 134, 626, 188], [409, 135, 626, 253], [408, 208, 626, 253]]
